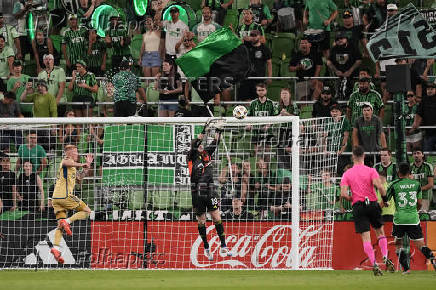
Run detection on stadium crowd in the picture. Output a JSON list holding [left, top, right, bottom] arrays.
[[0, 0, 435, 220]]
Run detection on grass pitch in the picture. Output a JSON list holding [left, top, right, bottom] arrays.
[[0, 270, 434, 290]]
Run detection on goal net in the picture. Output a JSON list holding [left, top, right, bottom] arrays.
[[0, 116, 344, 269]]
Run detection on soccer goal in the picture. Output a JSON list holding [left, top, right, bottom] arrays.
[[0, 116, 343, 270]]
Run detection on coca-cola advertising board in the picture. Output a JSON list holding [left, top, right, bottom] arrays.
[[145, 221, 328, 269]]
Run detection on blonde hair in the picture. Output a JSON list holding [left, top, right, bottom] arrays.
[[279, 88, 292, 109], [64, 144, 77, 152]]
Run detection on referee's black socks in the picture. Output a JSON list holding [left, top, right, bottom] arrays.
[[214, 220, 226, 247], [396, 248, 410, 272], [198, 224, 209, 249], [420, 246, 435, 260]]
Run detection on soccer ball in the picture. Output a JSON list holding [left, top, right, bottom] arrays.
[[233, 105, 248, 119]]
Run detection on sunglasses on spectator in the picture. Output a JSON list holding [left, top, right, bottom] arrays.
[[407, 94, 414, 97], [387, 9, 397, 12]]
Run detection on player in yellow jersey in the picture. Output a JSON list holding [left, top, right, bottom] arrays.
[[50, 144, 93, 264]]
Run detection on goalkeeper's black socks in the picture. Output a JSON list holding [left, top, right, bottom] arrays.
[[396, 248, 410, 272], [198, 224, 209, 249], [214, 220, 226, 247]]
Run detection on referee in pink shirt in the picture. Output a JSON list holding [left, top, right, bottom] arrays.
[[340, 145, 395, 276]]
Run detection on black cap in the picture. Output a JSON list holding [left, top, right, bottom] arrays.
[[427, 81, 436, 88], [37, 79, 48, 89], [335, 31, 348, 40], [120, 56, 133, 69], [282, 177, 291, 184], [321, 85, 332, 94], [0, 13, 3, 18], [13, 59, 23, 67], [359, 77, 371, 82], [343, 10, 353, 18]]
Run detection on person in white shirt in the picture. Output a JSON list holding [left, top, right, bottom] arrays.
[[192, 7, 221, 43]]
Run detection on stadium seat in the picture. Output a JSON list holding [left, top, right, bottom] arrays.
[[279, 58, 295, 78], [146, 82, 160, 115], [175, 190, 193, 210], [271, 32, 296, 61], [186, 0, 202, 11], [196, 9, 203, 23], [235, 0, 250, 10], [268, 80, 288, 102], [299, 104, 313, 119], [383, 104, 393, 126], [49, 34, 62, 55], [151, 189, 174, 210], [223, 9, 239, 29], [129, 190, 144, 210]]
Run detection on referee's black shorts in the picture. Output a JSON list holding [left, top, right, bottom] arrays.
[[392, 224, 424, 241], [352, 201, 383, 233]]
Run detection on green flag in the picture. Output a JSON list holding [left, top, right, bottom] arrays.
[[176, 27, 250, 103]]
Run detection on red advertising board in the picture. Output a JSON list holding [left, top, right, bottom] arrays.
[[332, 222, 428, 270], [91, 222, 145, 269], [90, 221, 432, 270]]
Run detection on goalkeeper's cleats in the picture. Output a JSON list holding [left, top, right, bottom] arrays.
[[383, 257, 395, 273], [204, 249, 213, 261], [373, 264, 383, 276], [59, 219, 72, 236], [220, 246, 232, 257], [50, 248, 64, 264]]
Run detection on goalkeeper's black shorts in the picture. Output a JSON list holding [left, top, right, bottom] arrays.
[[192, 190, 219, 215]]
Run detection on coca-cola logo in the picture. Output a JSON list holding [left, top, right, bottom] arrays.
[[190, 225, 323, 268]]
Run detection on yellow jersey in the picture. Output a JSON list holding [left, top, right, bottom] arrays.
[[52, 158, 77, 199]]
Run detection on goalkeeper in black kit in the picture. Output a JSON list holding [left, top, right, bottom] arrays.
[[187, 124, 232, 261]]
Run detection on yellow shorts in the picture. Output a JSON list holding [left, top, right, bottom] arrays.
[[52, 195, 87, 219]]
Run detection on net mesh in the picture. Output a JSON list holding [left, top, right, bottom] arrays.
[[0, 116, 343, 269]]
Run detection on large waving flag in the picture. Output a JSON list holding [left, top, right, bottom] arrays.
[[176, 27, 251, 103], [367, 3, 436, 62]]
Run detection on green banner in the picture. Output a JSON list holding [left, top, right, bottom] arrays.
[[102, 124, 145, 186], [367, 3, 436, 61]]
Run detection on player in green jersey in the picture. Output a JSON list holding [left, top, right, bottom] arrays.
[[410, 148, 434, 212], [386, 162, 436, 274]]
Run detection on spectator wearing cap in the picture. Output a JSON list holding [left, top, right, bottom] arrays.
[[0, 35, 14, 78], [62, 14, 88, 76], [237, 9, 265, 43], [21, 79, 57, 118], [328, 103, 351, 175], [7, 60, 31, 117], [347, 75, 383, 124], [238, 29, 271, 101], [0, 13, 20, 52], [12, 0, 34, 60], [289, 36, 323, 101], [410, 82, 436, 152], [336, 9, 368, 57], [352, 67, 376, 93], [160, 6, 189, 62], [0, 92, 23, 151], [363, 0, 387, 33], [32, 29, 56, 75], [87, 28, 107, 77], [327, 31, 362, 100], [105, 13, 131, 70], [112, 57, 146, 117], [38, 54, 67, 117], [312, 85, 338, 118], [352, 102, 386, 167], [303, 0, 338, 58], [201, 0, 233, 26], [373, 4, 398, 102], [68, 60, 98, 117]]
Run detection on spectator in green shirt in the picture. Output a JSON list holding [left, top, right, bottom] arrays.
[[21, 79, 57, 118], [7, 60, 31, 117], [16, 130, 48, 176], [68, 60, 98, 117], [0, 35, 14, 78]]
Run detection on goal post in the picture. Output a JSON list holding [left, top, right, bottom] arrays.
[[0, 116, 343, 270]]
